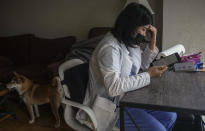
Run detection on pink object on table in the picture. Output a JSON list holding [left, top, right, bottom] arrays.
[[181, 52, 202, 64]]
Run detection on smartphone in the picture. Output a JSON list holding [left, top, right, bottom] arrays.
[[152, 53, 181, 67]]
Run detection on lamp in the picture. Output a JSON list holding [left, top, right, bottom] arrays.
[[124, 0, 154, 14]]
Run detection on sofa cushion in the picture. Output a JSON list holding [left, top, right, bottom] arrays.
[[0, 66, 15, 83], [15, 64, 50, 84], [0, 56, 13, 68], [0, 56, 14, 83], [29, 36, 76, 64], [0, 34, 33, 66]]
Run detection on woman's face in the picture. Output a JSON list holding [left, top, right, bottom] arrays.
[[132, 25, 150, 38]]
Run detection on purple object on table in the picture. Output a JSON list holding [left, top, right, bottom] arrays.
[[181, 52, 202, 65]]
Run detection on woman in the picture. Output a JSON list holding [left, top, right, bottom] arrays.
[[76, 3, 177, 131]]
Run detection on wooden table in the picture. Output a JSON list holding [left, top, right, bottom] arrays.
[[120, 71, 205, 130]]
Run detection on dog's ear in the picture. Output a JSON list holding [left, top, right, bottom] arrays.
[[7, 71, 15, 81], [13, 72, 20, 78], [13, 72, 25, 82]]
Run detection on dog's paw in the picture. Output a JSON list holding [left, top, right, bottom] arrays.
[[29, 119, 35, 124]]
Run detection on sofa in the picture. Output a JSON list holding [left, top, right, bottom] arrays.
[[0, 34, 76, 84]]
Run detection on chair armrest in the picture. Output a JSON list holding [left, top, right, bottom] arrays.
[[58, 59, 84, 81], [62, 98, 97, 130]]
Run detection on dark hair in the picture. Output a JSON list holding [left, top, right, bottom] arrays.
[[111, 2, 153, 47]]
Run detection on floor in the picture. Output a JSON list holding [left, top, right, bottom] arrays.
[[1, 99, 205, 131], [0, 99, 75, 131]]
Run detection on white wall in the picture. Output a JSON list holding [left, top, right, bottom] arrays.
[[163, 0, 205, 59], [0, 0, 162, 42], [0, 0, 125, 40]]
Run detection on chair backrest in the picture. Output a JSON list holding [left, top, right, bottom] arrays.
[[58, 59, 84, 97], [62, 62, 89, 104]]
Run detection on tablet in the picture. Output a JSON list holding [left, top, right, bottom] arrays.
[[152, 53, 181, 67]]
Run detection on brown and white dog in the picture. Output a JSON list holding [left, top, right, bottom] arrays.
[[7, 72, 62, 128]]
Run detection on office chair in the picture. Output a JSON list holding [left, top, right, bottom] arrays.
[[58, 59, 97, 131], [58, 58, 120, 131]]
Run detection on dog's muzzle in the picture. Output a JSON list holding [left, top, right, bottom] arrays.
[[7, 84, 18, 90]]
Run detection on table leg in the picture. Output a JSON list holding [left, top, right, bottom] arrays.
[[120, 105, 125, 131]]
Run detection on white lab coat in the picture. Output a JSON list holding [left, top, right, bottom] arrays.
[[76, 32, 158, 131]]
